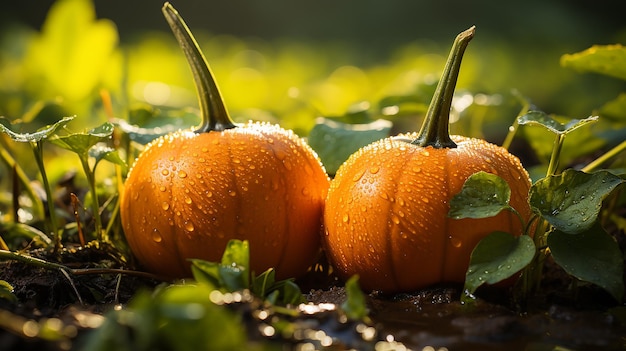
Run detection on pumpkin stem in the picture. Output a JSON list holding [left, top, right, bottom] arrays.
[[162, 3, 236, 133], [412, 26, 475, 148]]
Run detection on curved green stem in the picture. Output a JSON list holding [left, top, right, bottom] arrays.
[[582, 139, 626, 173], [32, 141, 61, 253], [162, 2, 236, 133], [412, 26, 475, 148]]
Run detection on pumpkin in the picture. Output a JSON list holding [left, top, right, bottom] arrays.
[[323, 27, 532, 293], [120, 3, 329, 280]]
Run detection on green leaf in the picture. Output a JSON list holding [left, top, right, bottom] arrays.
[[0, 280, 18, 303], [307, 117, 392, 175], [49, 122, 114, 155], [219, 240, 250, 290], [548, 225, 624, 301], [517, 111, 599, 135], [529, 169, 624, 234], [25, 0, 119, 101], [597, 93, 626, 122], [0, 116, 74, 143], [464, 232, 535, 295], [448, 171, 512, 219], [560, 44, 626, 81], [341, 275, 369, 321], [89, 145, 128, 170], [190, 260, 222, 289], [252, 268, 276, 298]]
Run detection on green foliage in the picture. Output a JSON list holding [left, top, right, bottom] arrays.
[[0, 280, 17, 303], [191, 239, 305, 306], [307, 117, 392, 175], [448, 171, 513, 220], [464, 232, 535, 297], [529, 170, 624, 234], [80, 284, 250, 351], [340, 275, 369, 321], [560, 44, 626, 81], [548, 225, 624, 301]]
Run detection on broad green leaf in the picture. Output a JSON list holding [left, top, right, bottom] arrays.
[[252, 268, 276, 298], [517, 111, 599, 135], [341, 275, 369, 321], [560, 44, 626, 81], [0, 280, 17, 303], [448, 171, 512, 219], [89, 144, 128, 170], [0, 116, 74, 143], [49, 122, 114, 155], [464, 232, 535, 295], [529, 169, 624, 234], [25, 0, 119, 101], [307, 117, 392, 175], [190, 259, 222, 289], [597, 93, 626, 122], [548, 225, 624, 301]]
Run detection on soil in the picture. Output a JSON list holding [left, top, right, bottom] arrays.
[[0, 243, 625, 351]]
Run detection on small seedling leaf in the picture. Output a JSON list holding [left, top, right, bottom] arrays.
[[0, 116, 74, 143], [560, 44, 626, 81], [517, 111, 598, 135], [307, 117, 392, 175], [341, 275, 369, 321], [548, 225, 625, 301], [449, 171, 512, 219], [464, 232, 535, 295], [49, 122, 114, 155], [530, 169, 624, 234], [0, 280, 17, 303]]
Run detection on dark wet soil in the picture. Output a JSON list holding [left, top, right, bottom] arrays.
[[1, 244, 625, 351]]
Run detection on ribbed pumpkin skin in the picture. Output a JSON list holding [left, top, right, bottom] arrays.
[[323, 133, 532, 293], [121, 121, 329, 280]]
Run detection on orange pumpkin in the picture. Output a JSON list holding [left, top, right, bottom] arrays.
[[120, 3, 329, 280], [323, 27, 532, 293]]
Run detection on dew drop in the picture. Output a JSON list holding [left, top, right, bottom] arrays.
[[449, 236, 463, 248], [151, 229, 163, 243], [178, 171, 187, 178], [352, 169, 366, 183], [369, 166, 379, 174], [159, 186, 167, 192], [161, 202, 170, 211], [184, 221, 195, 232], [161, 169, 169, 176], [184, 197, 192, 204], [421, 197, 430, 203], [229, 190, 237, 197], [391, 216, 400, 225]]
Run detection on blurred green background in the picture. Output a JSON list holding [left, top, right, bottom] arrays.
[[1, 0, 625, 174]]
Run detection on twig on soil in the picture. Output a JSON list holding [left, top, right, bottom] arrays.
[[0, 249, 165, 281]]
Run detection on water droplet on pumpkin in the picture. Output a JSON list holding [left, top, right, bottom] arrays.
[[184, 197, 192, 204], [379, 192, 389, 200], [422, 150, 430, 156], [275, 149, 287, 160], [229, 190, 237, 197], [342, 214, 350, 223], [352, 169, 366, 183], [178, 171, 187, 178], [184, 221, 195, 232], [161, 202, 170, 210], [301, 187, 310, 196], [450, 236, 463, 248], [161, 169, 169, 176], [151, 229, 162, 243], [369, 166, 379, 174], [421, 197, 430, 203], [159, 186, 167, 192], [391, 215, 400, 225]]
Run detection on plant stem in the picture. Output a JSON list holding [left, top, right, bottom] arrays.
[[0, 141, 45, 220], [546, 134, 565, 176], [412, 26, 475, 149], [162, 2, 236, 133], [582, 139, 626, 173], [79, 155, 105, 243], [501, 91, 530, 150], [32, 141, 61, 253]]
